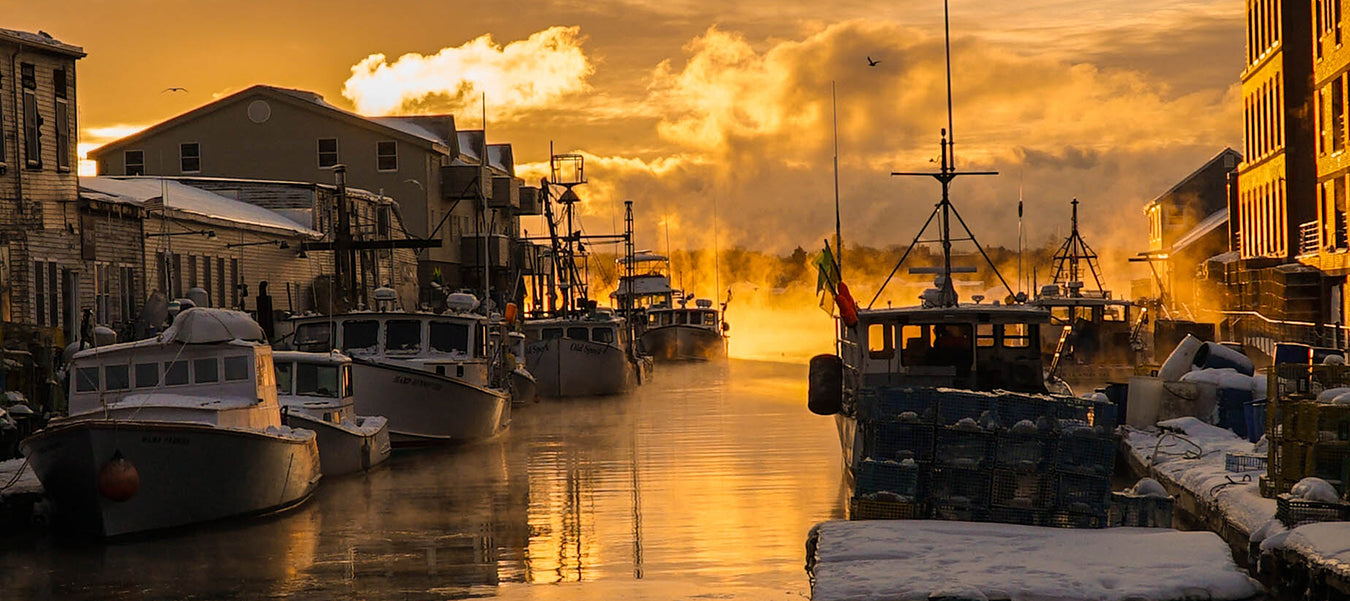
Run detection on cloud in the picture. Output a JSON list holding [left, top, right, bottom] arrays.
[[341, 26, 594, 117]]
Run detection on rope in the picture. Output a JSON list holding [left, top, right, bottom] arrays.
[[0, 456, 31, 492]]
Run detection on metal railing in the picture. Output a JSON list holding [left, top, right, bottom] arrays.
[[1224, 310, 1349, 355], [1298, 220, 1320, 257]]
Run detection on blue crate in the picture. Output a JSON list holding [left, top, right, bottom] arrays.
[[854, 458, 922, 498], [931, 503, 988, 522], [929, 466, 991, 508], [1047, 509, 1108, 529], [998, 394, 1052, 426], [1055, 471, 1112, 514], [992, 469, 1052, 510], [1053, 430, 1116, 476], [866, 421, 935, 463], [935, 426, 994, 469], [1224, 452, 1267, 473], [995, 431, 1050, 471], [985, 506, 1048, 526], [861, 387, 941, 422], [936, 391, 997, 426]]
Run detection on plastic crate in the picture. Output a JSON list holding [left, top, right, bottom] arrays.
[[862, 387, 942, 422], [866, 421, 935, 463], [1276, 494, 1350, 528], [1046, 509, 1107, 529], [931, 503, 986, 522], [1311, 443, 1350, 491], [1225, 452, 1268, 473], [930, 466, 991, 508], [995, 431, 1050, 471], [997, 394, 1051, 426], [935, 426, 994, 469], [854, 458, 922, 498], [850, 496, 923, 520], [985, 506, 1047, 526], [1287, 402, 1350, 444], [992, 469, 1051, 510], [1055, 471, 1112, 513], [1108, 492, 1174, 528], [1052, 430, 1116, 476]]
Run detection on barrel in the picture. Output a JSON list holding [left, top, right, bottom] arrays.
[[1244, 399, 1268, 443], [1157, 334, 1204, 381], [808, 354, 844, 416], [1273, 343, 1313, 366], [1216, 387, 1252, 440], [1192, 342, 1255, 376]]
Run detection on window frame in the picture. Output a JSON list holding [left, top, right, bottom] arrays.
[[124, 150, 145, 175], [54, 67, 70, 172], [318, 137, 339, 168], [20, 63, 40, 170], [180, 142, 201, 173], [376, 140, 398, 172]]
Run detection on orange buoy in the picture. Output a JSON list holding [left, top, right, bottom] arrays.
[[97, 450, 140, 502], [836, 281, 859, 328], [504, 302, 519, 324]]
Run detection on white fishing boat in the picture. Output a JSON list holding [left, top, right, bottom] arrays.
[[288, 297, 510, 446], [612, 252, 729, 361], [523, 310, 646, 398], [505, 331, 538, 405], [273, 350, 390, 476], [20, 308, 321, 537]]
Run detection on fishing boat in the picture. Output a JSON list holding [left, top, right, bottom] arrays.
[[612, 253, 729, 361], [504, 330, 538, 405], [807, 8, 1117, 526], [1030, 199, 1145, 390], [288, 293, 511, 446], [20, 308, 321, 537], [273, 350, 391, 475]]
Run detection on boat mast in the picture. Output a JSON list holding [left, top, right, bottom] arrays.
[[480, 94, 491, 312], [1048, 198, 1106, 297]]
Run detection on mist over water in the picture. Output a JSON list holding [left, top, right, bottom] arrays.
[[0, 360, 842, 601]]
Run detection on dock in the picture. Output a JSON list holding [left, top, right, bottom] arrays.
[[0, 457, 44, 529], [1120, 417, 1350, 597]]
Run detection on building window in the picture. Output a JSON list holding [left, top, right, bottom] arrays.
[[217, 257, 226, 309], [318, 138, 339, 168], [1335, 77, 1345, 154], [95, 263, 111, 324], [21, 64, 40, 169], [202, 257, 212, 306], [125, 150, 145, 175], [172, 253, 183, 298], [54, 68, 70, 171], [34, 261, 45, 326], [377, 206, 390, 237], [231, 258, 240, 307], [376, 141, 397, 171], [180, 142, 200, 173], [120, 266, 136, 322]]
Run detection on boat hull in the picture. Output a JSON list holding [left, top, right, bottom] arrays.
[[21, 420, 321, 537], [350, 359, 509, 446], [281, 412, 391, 476], [525, 339, 636, 398], [510, 366, 538, 406], [640, 325, 727, 361]]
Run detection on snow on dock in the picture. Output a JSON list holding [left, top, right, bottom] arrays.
[[0, 457, 41, 496], [807, 519, 1260, 601]]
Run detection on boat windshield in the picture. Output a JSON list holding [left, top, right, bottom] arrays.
[[296, 362, 342, 398], [430, 321, 471, 354], [275, 361, 293, 395], [541, 328, 563, 340], [566, 327, 590, 341], [385, 320, 422, 354], [342, 320, 379, 353], [593, 327, 615, 344], [295, 322, 335, 352]]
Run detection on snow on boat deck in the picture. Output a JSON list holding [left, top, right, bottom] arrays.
[[808, 519, 1261, 601], [0, 457, 41, 496]]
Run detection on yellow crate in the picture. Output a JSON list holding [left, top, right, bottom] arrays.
[[849, 497, 920, 520]]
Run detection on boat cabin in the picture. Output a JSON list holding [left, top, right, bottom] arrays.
[[845, 305, 1049, 393], [646, 305, 722, 331], [1030, 290, 1139, 364], [524, 314, 629, 349], [290, 313, 488, 360]]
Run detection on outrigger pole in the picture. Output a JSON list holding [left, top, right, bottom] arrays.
[[866, 0, 1015, 309]]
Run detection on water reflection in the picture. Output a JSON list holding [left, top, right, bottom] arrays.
[[0, 359, 842, 600]]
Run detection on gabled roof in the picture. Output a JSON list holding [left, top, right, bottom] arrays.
[[0, 27, 84, 58], [1169, 207, 1228, 253], [80, 176, 321, 237], [1147, 147, 1242, 208], [487, 144, 515, 176], [457, 130, 485, 163], [89, 84, 457, 158]]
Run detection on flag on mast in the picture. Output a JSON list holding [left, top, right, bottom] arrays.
[[814, 241, 841, 316]]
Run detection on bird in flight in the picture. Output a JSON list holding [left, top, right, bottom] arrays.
[[162, 87, 188, 93], [867, 56, 880, 67]]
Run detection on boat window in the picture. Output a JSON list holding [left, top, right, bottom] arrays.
[[75, 366, 99, 392], [295, 322, 334, 352], [648, 313, 660, 326], [105, 365, 130, 391], [1103, 305, 1125, 322], [900, 325, 931, 365], [341, 320, 380, 353], [296, 363, 341, 398], [477, 325, 487, 355], [593, 327, 615, 343], [342, 365, 354, 398], [868, 323, 895, 359], [385, 320, 422, 353], [542, 328, 563, 340], [275, 362, 293, 395], [164, 360, 190, 386], [224, 356, 250, 381], [704, 310, 718, 325], [194, 358, 219, 383], [976, 323, 996, 348], [1002, 323, 1032, 348], [1050, 306, 1073, 324], [135, 362, 159, 388], [566, 327, 590, 341], [430, 321, 470, 353]]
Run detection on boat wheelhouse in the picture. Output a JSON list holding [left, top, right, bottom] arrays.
[[641, 298, 729, 361], [287, 309, 510, 445], [21, 308, 321, 537], [273, 350, 391, 475], [523, 310, 646, 397]]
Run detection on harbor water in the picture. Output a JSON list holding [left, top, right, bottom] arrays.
[[0, 359, 843, 600]]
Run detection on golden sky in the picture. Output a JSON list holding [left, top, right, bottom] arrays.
[[14, 0, 1243, 258]]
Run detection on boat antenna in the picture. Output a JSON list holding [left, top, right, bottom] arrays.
[[866, 0, 1014, 309], [1049, 198, 1106, 297], [1017, 173, 1023, 295], [480, 92, 490, 313], [713, 187, 721, 307], [833, 80, 843, 277]]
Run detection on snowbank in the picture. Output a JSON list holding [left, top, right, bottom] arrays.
[[809, 520, 1260, 601]]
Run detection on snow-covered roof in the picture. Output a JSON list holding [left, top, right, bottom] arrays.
[[487, 144, 514, 175], [457, 130, 484, 163], [272, 350, 350, 365], [81, 177, 320, 237], [369, 115, 457, 149], [1170, 207, 1228, 253], [161, 308, 267, 344], [0, 27, 85, 58], [1207, 250, 1240, 264]]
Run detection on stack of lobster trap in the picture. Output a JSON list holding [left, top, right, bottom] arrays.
[[850, 386, 1117, 527], [1261, 364, 1350, 527]]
